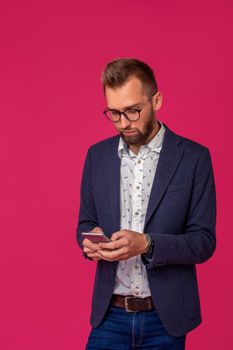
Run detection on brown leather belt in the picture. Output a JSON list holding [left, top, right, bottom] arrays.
[[111, 294, 155, 312]]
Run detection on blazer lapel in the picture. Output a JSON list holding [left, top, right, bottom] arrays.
[[104, 136, 121, 232], [144, 124, 184, 227]]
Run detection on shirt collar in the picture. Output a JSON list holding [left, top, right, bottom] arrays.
[[118, 120, 166, 159]]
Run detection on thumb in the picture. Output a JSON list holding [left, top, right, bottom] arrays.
[[111, 230, 125, 241], [91, 226, 103, 233]]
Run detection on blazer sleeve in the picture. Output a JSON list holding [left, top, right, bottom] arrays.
[[146, 147, 217, 268], [76, 147, 99, 249]]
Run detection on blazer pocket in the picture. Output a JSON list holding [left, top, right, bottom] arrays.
[[166, 179, 190, 193]]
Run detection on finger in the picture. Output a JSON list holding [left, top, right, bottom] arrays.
[[91, 227, 103, 233], [101, 251, 135, 262], [83, 246, 103, 258], [88, 252, 102, 259], [83, 247, 96, 254], [98, 238, 125, 250], [83, 238, 100, 251], [98, 247, 127, 260], [111, 230, 127, 241], [98, 253, 128, 262]]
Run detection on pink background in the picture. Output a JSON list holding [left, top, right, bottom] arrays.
[[0, 0, 232, 349]]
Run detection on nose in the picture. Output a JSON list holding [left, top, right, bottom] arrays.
[[120, 114, 131, 129]]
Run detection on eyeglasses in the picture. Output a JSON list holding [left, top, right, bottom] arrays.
[[103, 104, 146, 123], [103, 92, 157, 122]]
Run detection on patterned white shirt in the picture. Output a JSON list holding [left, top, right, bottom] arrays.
[[113, 120, 166, 297]]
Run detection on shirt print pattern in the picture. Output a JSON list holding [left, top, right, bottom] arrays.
[[113, 120, 166, 297]]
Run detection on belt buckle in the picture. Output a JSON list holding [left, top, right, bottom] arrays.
[[125, 296, 135, 312]]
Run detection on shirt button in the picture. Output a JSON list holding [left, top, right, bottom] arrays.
[[138, 160, 141, 164], [136, 186, 140, 189], [135, 212, 139, 216], [135, 291, 139, 296]]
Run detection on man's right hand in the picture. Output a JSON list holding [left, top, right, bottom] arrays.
[[82, 227, 103, 261]]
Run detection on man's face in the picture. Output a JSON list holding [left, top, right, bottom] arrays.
[[105, 77, 162, 146]]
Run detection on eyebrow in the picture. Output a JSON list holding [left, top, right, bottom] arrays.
[[107, 102, 143, 111]]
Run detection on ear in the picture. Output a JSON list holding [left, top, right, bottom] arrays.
[[152, 92, 162, 111]]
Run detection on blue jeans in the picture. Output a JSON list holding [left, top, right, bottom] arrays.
[[86, 306, 186, 350]]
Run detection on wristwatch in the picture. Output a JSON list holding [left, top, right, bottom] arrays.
[[141, 233, 155, 264]]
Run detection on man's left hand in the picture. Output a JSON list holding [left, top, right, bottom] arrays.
[[97, 229, 149, 261]]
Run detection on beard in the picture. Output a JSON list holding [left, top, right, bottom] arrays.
[[119, 113, 156, 146]]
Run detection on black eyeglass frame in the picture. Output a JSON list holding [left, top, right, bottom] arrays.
[[103, 105, 145, 122], [102, 92, 157, 123]]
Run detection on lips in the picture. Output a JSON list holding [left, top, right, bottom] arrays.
[[122, 130, 137, 135]]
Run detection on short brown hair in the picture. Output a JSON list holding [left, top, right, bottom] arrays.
[[101, 58, 158, 97]]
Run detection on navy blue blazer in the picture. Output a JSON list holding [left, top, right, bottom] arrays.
[[76, 123, 216, 337]]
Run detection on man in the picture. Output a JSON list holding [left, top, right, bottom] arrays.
[[76, 58, 216, 350]]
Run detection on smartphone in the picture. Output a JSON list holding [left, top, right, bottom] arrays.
[[81, 231, 111, 243]]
